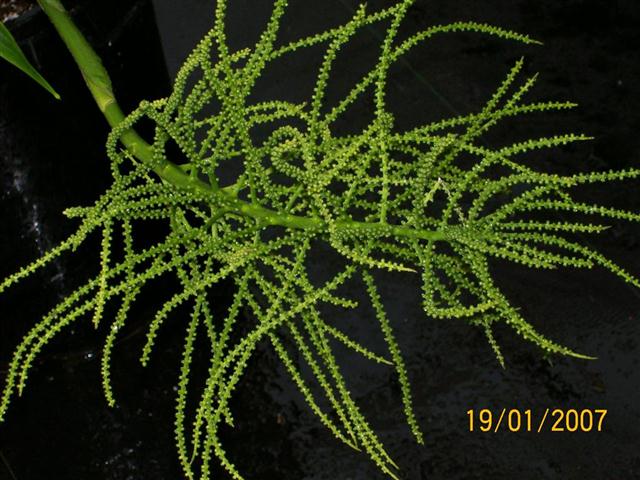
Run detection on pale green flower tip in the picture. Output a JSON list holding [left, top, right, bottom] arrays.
[[569, 351, 597, 361], [388, 468, 401, 480], [346, 441, 360, 452]]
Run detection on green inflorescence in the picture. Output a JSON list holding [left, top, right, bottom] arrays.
[[2, 1, 640, 478]]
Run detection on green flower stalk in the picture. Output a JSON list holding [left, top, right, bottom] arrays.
[[1, 0, 639, 478]]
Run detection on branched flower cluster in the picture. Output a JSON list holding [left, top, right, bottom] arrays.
[[2, 1, 640, 478]]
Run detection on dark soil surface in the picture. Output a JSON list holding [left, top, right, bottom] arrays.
[[0, 0, 34, 22], [1, 1, 640, 479]]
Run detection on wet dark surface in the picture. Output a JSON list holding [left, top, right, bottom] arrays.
[[2, 0, 640, 479]]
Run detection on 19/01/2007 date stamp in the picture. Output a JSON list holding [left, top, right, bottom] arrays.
[[467, 408, 607, 433]]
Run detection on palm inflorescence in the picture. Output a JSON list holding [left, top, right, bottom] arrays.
[[2, 1, 640, 478]]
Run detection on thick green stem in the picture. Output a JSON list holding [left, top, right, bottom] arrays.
[[36, 0, 447, 243], [36, 0, 186, 183]]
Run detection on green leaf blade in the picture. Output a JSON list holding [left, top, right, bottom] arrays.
[[0, 21, 60, 99]]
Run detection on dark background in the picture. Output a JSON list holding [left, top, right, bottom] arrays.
[[1, 1, 640, 479]]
